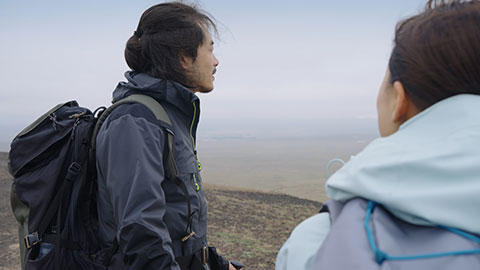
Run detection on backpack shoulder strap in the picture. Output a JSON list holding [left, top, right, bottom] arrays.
[[91, 94, 178, 178], [125, 94, 173, 128], [93, 94, 194, 242]]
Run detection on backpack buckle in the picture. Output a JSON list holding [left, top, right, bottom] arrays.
[[24, 232, 40, 249], [65, 162, 82, 182]]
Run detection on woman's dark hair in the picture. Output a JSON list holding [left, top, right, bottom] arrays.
[[389, 0, 480, 110], [125, 2, 217, 85]]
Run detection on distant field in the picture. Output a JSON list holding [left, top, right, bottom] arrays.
[[198, 135, 375, 202], [0, 134, 375, 202]]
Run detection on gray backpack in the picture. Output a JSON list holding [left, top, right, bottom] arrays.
[[313, 198, 480, 270]]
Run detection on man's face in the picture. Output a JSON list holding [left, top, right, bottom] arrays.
[[183, 28, 219, 93]]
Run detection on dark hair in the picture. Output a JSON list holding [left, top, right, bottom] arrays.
[[125, 2, 217, 85], [389, 0, 480, 110]]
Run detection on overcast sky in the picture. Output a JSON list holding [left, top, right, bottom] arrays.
[[0, 0, 426, 150]]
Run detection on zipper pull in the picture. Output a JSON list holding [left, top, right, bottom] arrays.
[[181, 231, 195, 242], [194, 150, 202, 171], [193, 174, 200, 191], [197, 161, 202, 172]]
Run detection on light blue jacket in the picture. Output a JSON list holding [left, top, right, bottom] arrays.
[[276, 94, 480, 269]]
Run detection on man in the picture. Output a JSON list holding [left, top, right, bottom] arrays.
[[95, 2, 236, 269]]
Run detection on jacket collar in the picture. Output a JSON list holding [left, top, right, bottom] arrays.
[[112, 71, 199, 115]]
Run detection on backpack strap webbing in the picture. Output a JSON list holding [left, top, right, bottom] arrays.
[[91, 94, 178, 178]]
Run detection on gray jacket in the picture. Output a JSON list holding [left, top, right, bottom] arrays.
[[96, 71, 208, 270]]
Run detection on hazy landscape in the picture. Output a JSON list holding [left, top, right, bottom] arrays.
[[1, 117, 378, 203], [0, 125, 377, 269], [198, 133, 375, 202]]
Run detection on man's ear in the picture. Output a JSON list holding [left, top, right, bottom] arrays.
[[179, 53, 193, 70], [391, 81, 410, 124]]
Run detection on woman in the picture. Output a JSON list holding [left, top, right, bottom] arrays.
[[276, 1, 480, 269]]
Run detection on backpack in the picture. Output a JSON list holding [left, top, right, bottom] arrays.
[[313, 198, 480, 270], [9, 94, 178, 270]]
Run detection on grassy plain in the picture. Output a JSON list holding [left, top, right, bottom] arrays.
[[205, 185, 322, 269]]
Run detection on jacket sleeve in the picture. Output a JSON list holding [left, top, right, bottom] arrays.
[[96, 113, 180, 270], [275, 213, 331, 270]]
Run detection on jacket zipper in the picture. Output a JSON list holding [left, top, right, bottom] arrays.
[[190, 101, 203, 224], [190, 101, 201, 191]]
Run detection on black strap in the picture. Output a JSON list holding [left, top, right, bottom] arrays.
[[55, 140, 89, 236], [55, 136, 90, 270], [319, 203, 329, 213], [32, 145, 78, 245], [55, 163, 77, 269], [32, 178, 69, 243]]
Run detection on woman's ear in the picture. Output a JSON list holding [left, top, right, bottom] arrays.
[[391, 81, 420, 124], [391, 81, 410, 124]]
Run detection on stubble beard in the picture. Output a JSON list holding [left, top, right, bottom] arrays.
[[188, 64, 214, 93]]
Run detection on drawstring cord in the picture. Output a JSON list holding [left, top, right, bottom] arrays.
[[326, 158, 345, 178], [365, 201, 480, 265]]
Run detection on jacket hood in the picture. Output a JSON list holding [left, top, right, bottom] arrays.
[[326, 94, 480, 234], [112, 71, 198, 107]]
